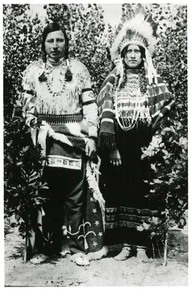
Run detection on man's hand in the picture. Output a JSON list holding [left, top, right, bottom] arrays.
[[86, 138, 97, 159], [110, 148, 122, 166]]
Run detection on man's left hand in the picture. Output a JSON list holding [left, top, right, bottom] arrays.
[[86, 138, 97, 159]]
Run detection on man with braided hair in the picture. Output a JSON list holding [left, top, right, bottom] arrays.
[[22, 22, 106, 266], [97, 5, 175, 261]]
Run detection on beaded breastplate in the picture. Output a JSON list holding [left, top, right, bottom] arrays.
[[115, 72, 151, 131]]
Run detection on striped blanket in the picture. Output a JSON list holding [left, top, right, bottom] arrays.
[[97, 66, 175, 149]]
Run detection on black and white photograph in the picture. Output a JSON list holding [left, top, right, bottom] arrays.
[[3, 0, 189, 287]]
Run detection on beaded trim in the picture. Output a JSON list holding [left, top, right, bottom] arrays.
[[47, 155, 82, 170]]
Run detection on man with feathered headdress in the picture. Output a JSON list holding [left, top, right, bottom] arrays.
[[97, 4, 175, 261]]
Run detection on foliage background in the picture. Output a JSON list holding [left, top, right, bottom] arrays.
[[3, 4, 188, 239]]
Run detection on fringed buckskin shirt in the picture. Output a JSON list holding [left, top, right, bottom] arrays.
[[22, 57, 98, 157]]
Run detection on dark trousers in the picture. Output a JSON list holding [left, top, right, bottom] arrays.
[[44, 162, 86, 255]]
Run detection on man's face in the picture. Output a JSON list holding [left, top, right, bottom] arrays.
[[124, 44, 142, 68], [45, 30, 66, 61]]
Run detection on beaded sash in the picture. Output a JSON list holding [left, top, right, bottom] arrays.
[[38, 113, 85, 170]]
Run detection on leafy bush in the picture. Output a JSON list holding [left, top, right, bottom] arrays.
[[3, 4, 45, 235], [140, 5, 187, 251], [148, 4, 187, 226], [4, 111, 48, 234]]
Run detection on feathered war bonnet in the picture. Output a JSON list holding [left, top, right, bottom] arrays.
[[110, 5, 158, 85]]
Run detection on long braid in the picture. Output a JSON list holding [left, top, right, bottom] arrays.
[[139, 66, 147, 95], [118, 65, 147, 94]]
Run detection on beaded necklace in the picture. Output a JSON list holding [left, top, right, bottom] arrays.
[[45, 58, 67, 97], [114, 70, 151, 131]]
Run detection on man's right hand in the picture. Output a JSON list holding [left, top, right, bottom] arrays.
[[109, 148, 122, 166]]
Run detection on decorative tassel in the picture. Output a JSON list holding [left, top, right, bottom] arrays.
[[38, 62, 47, 82], [65, 59, 72, 81]]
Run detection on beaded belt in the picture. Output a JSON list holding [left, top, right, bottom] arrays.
[[38, 113, 83, 125]]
